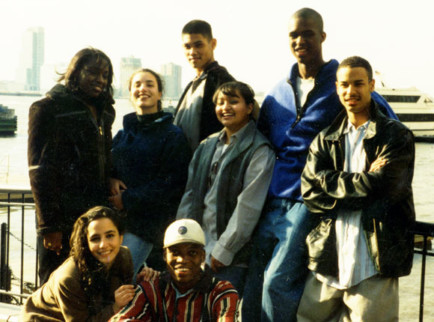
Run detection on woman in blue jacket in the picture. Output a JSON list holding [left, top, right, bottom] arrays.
[[109, 69, 191, 274]]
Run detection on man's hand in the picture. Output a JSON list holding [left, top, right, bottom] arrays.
[[43, 232, 63, 255], [211, 256, 226, 273], [369, 157, 387, 172], [112, 284, 135, 313]]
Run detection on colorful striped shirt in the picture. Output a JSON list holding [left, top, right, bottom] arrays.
[[110, 270, 239, 321]]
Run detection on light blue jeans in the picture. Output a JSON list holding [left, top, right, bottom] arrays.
[[122, 232, 153, 279], [242, 198, 315, 322]]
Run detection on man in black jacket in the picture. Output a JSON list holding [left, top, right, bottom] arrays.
[[174, 20, 234, 151], [298, 56, 415, 321]]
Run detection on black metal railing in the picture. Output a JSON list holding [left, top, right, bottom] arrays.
[[0, 186, 432, 320]]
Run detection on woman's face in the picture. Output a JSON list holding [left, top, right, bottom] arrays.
[[87, 217, 123, 268], [129, 71, 162, 114], [78, 59, 110, 98]]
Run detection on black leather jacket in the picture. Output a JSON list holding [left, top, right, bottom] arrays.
[[28, 84, 115, 235], [301, 101, 415, 278]]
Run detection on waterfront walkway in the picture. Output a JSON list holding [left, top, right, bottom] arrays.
[[0, 303, 20, 321]]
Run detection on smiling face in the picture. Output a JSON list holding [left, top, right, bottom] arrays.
[[164, 243, 205, 293], [130, 71, 162, 115], [336, 66, 375, 126], [182, 33, 216, 75], [87, 217, 123, 268], [78, 59, 110, 98], [289, 16, 325, 66], [215, 90, 253, 138]]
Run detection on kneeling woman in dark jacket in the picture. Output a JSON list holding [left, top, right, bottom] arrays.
[[22, 206, 135, 321], [109, 69, 191, 275]]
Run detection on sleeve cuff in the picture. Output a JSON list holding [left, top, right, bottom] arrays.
[[212, 241, 235, 266]]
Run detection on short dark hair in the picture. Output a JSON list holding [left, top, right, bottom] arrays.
[[338, 56, 373, 81], [59, 47, 114, 103], [213, 81, 255, 105], [182, 20, 213, 40], [292, 8, 324, 33]]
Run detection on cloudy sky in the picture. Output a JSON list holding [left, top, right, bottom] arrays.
[[1, 0, 434, 95]]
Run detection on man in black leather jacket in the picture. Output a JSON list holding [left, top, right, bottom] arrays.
[[298, 56, 415, 321]]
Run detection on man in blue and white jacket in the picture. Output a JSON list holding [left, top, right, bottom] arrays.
[[242, 8, 397, 322]]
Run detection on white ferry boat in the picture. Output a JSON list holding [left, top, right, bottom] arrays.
[[376, 87, 434, 138]]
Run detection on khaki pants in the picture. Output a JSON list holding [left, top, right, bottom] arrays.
[[297, 273, 398, 322]]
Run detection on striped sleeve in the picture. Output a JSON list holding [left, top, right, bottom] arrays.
[[210, 280, 240, 321], [109, 281, 158, 322]]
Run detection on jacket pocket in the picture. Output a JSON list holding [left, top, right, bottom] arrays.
[[306, 217, 338, 277]]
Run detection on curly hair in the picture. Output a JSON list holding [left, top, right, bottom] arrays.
[[69, 206, 124, 312], [58, 47, 115, 104]]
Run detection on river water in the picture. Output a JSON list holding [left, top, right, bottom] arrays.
[[0, 94, 433, 320]]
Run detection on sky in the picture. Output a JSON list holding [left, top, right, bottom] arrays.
[[1, 0, 434, 95]]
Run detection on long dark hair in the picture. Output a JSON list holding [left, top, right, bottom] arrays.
[[58, 47, 115, 104], [69, 206, 124, 311]]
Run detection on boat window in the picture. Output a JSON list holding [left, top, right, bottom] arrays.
[[424, 97, 432, 103], [381, 95, 419, 103]]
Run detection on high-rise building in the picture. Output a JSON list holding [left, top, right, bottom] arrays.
[[160, 63, 182, 101], [119, 56, 142, 97], [18, 27, 45, 92]]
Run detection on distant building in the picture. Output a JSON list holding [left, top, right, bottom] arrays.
[[160, 63, 182, 102], [17, 27, 45, 92], [119, 57, 142, 97]]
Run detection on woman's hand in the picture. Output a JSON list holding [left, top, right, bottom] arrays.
[[109, 178, 127, 196], [136, 266, 160, 284], [211, 256, 226, 273], [109, 193, 124, 210], [112, 284, 135, 313]]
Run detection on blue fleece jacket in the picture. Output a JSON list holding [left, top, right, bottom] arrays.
[[257, 59, 397, 201], [111, 112, 191, 243]]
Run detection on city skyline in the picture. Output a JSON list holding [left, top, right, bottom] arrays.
[[1, 0, 434, 96]]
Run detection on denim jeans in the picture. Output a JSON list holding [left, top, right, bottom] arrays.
[[242, 198, 315, 322], [214, 265, 247, 297], [122, 232, 153, 278]]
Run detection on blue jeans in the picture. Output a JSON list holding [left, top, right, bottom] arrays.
[[214, 265, 247, 297], [122, 232, 153, 278], [242, 198, 315, 322]]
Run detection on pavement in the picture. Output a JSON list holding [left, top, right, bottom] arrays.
[[0, 303, 21, 322]]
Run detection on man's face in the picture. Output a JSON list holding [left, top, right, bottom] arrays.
[[182, 33, 216, 74], [336, 66, 375, 117], [288, 16, 325, 65], [164, 243, 205, 293]]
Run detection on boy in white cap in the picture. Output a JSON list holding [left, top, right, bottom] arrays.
[[110, 219, 239, 321]]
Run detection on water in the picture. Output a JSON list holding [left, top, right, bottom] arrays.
[[1, 94, 433, 319]]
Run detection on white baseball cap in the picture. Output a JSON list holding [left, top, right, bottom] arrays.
[[164, 219, 206, 248]]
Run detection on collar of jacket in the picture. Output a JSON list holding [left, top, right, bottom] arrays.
[[207, 120, 260, 164], [324, 100, 386, 142], [122, 111, 173, 131], [287, 59, 339, 88]]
